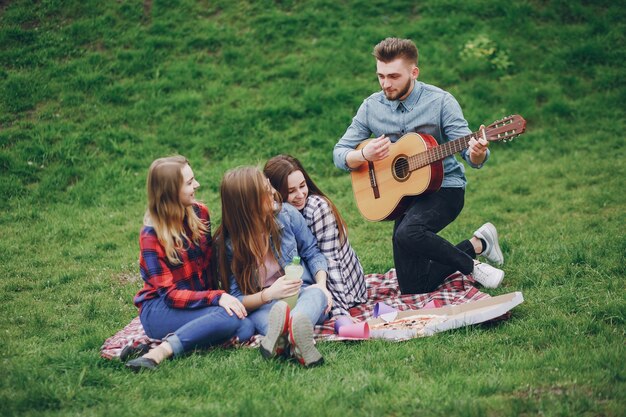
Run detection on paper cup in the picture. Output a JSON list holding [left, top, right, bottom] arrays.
[[338, 322, 370, 339], [334, 315, 354, 333], [373, 302, 397, 318]]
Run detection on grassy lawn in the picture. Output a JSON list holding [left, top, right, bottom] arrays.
[[1, 0, 624, 416]]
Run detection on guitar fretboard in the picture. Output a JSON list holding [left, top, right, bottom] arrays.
[[408, 132, 478, 171]]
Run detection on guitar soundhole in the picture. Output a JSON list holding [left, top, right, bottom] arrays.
[[393, 156, 410, 182]]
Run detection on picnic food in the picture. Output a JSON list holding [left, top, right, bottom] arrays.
[[369, 314, 447, 338]]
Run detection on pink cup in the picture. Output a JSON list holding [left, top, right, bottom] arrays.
[[334, 315, 354, 333], [338, 322, 370, 339], [373, 302, 397, 318]]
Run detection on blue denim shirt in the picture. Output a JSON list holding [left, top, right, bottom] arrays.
[[333, 81, 489, 188], [228, 203, 328, 301]]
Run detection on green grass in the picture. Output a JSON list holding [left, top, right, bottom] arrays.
[[1, 0, 625, 416]]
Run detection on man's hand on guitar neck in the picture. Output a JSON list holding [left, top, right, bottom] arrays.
[[347, 135, 391, 169], [467, 124, 489, 166]]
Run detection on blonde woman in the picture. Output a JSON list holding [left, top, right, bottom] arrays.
[[126, 156, 254, 371], [215, 166, 332, 367], [264, 155, 366, 318]]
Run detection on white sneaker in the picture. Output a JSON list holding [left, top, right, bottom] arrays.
[[472, 261, 504, 288], [474, 222, 504, 266]]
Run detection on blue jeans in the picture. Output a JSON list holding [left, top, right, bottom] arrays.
[[249, 287, 328, 335], [139, 296, 255, 357]]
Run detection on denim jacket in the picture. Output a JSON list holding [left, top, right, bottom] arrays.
[[227, 203, 328, 301]]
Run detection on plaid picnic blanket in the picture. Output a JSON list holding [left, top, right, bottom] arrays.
[[101, 269, 488, 360]]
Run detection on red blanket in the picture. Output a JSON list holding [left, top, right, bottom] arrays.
[[101, 269, 489, 360]]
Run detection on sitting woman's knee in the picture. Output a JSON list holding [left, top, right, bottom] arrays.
[[236, 317, 255, 342], [305, 286, 327, 303], [214, 309, 246, 333]]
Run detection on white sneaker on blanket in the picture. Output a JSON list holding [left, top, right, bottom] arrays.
[[472, 261, 504, 289]]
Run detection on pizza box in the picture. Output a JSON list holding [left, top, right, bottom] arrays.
[[367, 291, 524, 340]]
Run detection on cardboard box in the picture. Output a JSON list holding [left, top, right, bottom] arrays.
[[367, 291, 524, 340]]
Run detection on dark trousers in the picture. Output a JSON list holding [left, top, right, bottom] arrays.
[[393, 187, 476, 294]]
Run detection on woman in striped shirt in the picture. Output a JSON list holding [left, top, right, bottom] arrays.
[[264, 155, 367, 318]]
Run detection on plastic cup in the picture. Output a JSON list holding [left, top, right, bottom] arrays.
[[334, 315, 354, 333], [338, 322, 370, 339], [373, 302, 397, 318]]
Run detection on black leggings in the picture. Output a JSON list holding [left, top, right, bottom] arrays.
[[392, 187, 475, 294]]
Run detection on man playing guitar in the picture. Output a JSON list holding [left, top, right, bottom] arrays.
[[333, 37, 505, 294]]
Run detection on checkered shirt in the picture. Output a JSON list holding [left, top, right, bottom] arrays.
[[133, 203, 224, 310], [301, 195, 367, 317]]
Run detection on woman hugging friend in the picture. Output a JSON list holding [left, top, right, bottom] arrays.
[[264, 155, 367, 319]]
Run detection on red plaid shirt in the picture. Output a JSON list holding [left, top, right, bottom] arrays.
[[133, 203, 224, 310]]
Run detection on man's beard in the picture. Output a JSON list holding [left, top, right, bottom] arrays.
[[384, 78, 412, 101]]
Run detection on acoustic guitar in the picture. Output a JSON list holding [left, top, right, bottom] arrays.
[[351, 114, 527, 221]]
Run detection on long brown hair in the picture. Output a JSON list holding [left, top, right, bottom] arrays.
[[145, 155, 208, 264], [215, 166, 282, 294], [263, 154, 348, 245]]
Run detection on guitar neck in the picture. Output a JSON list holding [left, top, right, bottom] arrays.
[[409, 131, 478, 171]]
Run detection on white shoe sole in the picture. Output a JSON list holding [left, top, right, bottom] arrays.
[[260, 302, 290, 359], [289, 313, 323, 367]]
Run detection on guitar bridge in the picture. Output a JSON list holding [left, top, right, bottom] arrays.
[[368, 161, 380, 199]]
